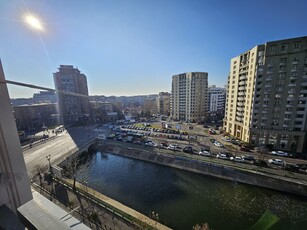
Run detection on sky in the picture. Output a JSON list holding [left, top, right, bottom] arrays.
[[1, 0, 307, 98]]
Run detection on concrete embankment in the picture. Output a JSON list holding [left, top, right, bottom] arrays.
[[98, 143, 307, 197]]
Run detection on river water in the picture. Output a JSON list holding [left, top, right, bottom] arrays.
[[76, 152, 307, 230]]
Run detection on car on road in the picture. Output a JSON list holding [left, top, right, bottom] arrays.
[[222, 137, 231, 142], [210, 138, 216, 143], [231, 156, 245, 163], [268, 158, 285, 166], [214, 141, 224, 148], [216, 153, 228, 159], [284, 163, 300, 172], [145, 141, 157, 147], [183, 146, 194, 154], [240, 146, 251, 152], [271, 151, 288, 157], [159, 142, 168, 149], [199, 149, 211, 156], [242, 155, 255, 164], [167, 144, 180, 151], [253, 159, 268, 167]]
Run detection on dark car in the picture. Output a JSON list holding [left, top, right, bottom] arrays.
[[210, 138, 216, 143], [183, 146, 193, 154], [285, 163, 300, 172], [240, 146, 251, 152], [253, 159, 268, 167], [243, 155, 255, 163]]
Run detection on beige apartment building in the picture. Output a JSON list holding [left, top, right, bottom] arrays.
[[224, 36, 307, 154], [157, 92, 171, 116], [171, 72, 208, 123]]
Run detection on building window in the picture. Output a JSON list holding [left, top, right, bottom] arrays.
[[293, 42, 300, 50], [270, 45, 276, 53], [281, 43, 288, 51]]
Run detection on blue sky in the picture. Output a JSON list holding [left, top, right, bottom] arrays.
[[1, 0, 307, 98]]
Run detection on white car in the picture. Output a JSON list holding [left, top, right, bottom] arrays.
[[145, 141, 157, 147], [199, 150, 211, 156], [216, 153, 228, 159], [268, 158, 285, 166], [231, 156, 245, 163], [271, 151, 288, 157], [167, 144, 179, 151], [222, 137, 231, 142], [214, 141, 224, 148]]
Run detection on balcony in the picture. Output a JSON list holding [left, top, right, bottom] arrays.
[[285, 111, 293, 114], [238, 86, 246, 90], [236, 116, 243, 121], [288, 83, 296, 87], [237, 102, 244, 106], [239, 75, 247, 81], [238, 92, 245, 96], [238, 81, 246, 86]]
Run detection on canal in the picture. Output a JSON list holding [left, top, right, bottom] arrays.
[[76, 151, 307, 230]]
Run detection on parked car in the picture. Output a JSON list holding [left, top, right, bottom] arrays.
[[240, 146, 251, 152], [222, 137, 231, 142], [271, 151, 288, 157], [253, 159, 268, 167], [232, 156, 245, 163], [210, 138, 216, 143], [242, 155, 255, 163], [268, 158, 285, 166], [199, 149, 211, 156], [167, 144, 179, 151], [216, 153, 228, 159], [159, 142, 168, 148], [183, 146, 194, 154], [145, 141, 157, 147], [284, 163, 300, 172], [214, 141, 224, 148]]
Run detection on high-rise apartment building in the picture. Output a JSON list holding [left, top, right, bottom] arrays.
[[171, 72, 208, 122], [208, 85, 225, 115], [157, 92, 171, 115], [53, 65, 90, 126], [224, 36, 307, 154]]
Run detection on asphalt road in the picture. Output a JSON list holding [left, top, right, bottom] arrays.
[[23, 126, 109, 179]]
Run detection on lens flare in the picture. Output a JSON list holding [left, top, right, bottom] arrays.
[[24, 14, 44, 31]]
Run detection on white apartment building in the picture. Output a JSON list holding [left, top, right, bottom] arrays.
[[224, 36, 307, 154], [171, 72, 208, 123], [208, 85, 225, 114]]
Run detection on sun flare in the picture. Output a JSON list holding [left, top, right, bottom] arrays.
[[24, 14, 44, 31]]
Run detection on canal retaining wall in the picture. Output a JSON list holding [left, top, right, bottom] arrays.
[[98, 143, 307, 197]]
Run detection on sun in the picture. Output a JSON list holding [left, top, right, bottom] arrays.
[[24, 14, 44, 31]]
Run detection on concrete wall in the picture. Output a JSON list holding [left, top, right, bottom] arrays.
[[98, 144, 307, 197]]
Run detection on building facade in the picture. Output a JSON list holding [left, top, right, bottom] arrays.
[[33, 91, 57, 104], [224, 36, 307, 154], [13, 103, 58, 132], [171, 72, 208, 123], [208, 85, 225, 117], [157, 92, 171, 116], [53, 65, 90, 126]]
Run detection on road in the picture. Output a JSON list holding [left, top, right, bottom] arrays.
[[23, 126, 109, 179]]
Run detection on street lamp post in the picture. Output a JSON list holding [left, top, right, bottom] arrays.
[[46, 155, 51, 171]]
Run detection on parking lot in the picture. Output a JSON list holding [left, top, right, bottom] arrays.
[[103, 122, 307, 177]]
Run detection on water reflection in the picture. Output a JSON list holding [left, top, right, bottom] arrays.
[[75, 152, 307, 230]]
